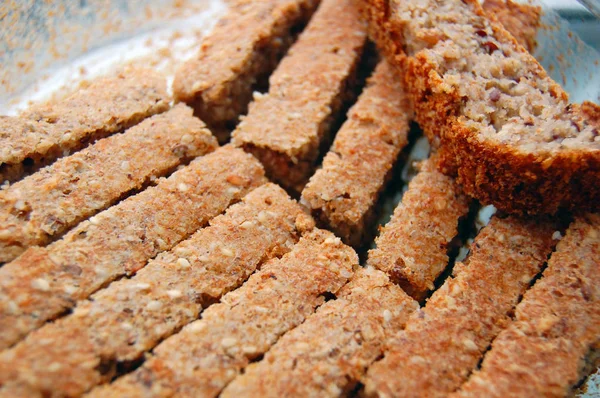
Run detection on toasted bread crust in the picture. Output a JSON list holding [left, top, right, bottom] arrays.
[[0, 105, 217, 263], [452, 214, 600, 398], [301, 61, 412, 247], [0, 146, 265, 350], [0, 68, 169, 183], [361, 0, 600, 215], [221, 267, 418, 397], [173, 0, 319, 141], [88, 229, 356, 398], [0, 184, 308, 397], [365, 215, 556, 398]]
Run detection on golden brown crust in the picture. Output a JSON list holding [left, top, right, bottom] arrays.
[[0, 184, 309, 397], [173, 0, 319, 141], [221, 267, 418, 397], [482, 0, 542, 53], [452, 214, 600, 398], [364, 215, 556, 398], [361, 0, 600, 215], [0, 68, 169, 183], [0, 146, 266, 350], [88, 229, 356, 398], [301, 61, 412, 247], [579, 101, 600, 129], [367, 156, 470, 299], [0, 104, 217, 263], [232, 0, 368, 192]]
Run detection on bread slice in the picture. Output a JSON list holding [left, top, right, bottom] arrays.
[[365, 215, 556, 397], [0, 184, 309, 397], [232, 0, 368, 193], [367, 156, 470, 300], [453, 214, 600, 398], [0, 104, 217, 263], [88, 229, 356, 398], [301, 60, 412, 247], [1, 68, 169, 184], [173, 0, 319, 142], [221, 267, 417, 397], [361, 0, 600, 215], [0, 146, 265, 350]]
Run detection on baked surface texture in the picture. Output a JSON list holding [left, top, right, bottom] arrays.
[[361, 0, 600, 215], [173, 0, 319, 141], [1, 1, 599, 396], [0, 104, 217, 263], [365, 215, 556, 398], [88, 229, 356, 398], [0, 146, 265, 351], [0, 184, 309, 397], [452, 214, 600, 398], [367, 157, 470, 299], [1, 68, 169, 183], [232, 0, 367, 192], [221, 267, 418, 397], [301, 60, 412, 247]]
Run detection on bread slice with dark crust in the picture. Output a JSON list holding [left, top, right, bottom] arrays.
[[361, 0, 600, 215]]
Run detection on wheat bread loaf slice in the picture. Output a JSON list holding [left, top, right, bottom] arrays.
[[361, 0, 600, 215]]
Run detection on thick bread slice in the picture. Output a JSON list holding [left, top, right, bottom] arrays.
[[0, 184, 309, 397], [173, 0, 319, 142], [0, 146, 265, 350], [1, 68, 169, 183], [301, 61, 412, 247], [361, 0, 600, 215], [367, 156, 470, 299], [232, 0, 368, 192], [452, 214, 600, 398], [0, 104, 217, 263]]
